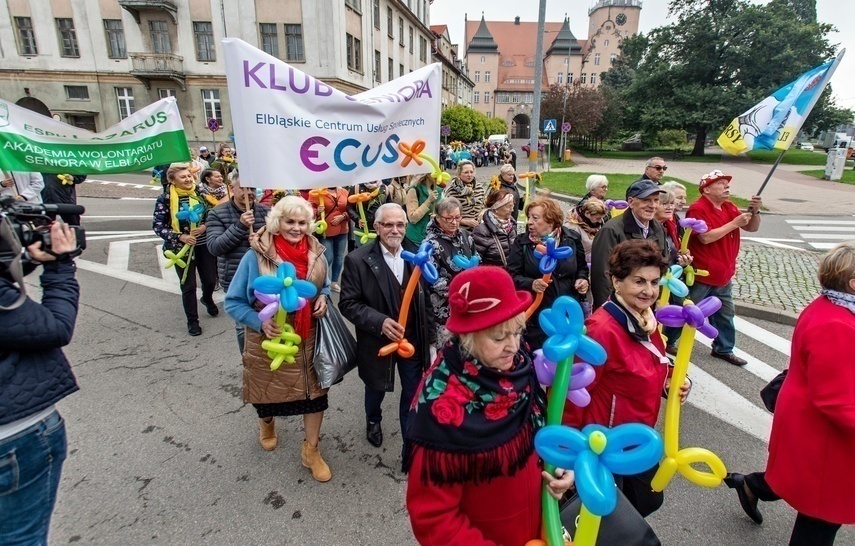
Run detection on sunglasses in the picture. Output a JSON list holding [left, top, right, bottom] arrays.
[[650, 165, 667, 171], [377, 222, 406, 230]]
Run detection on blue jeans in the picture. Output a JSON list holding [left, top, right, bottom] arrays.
[[672, 281, 736, 354], [0, 410, 68, 546], [321, 233, 347, 283]]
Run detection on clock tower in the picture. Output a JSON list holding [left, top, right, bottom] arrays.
[[584, 0, 641, 85]]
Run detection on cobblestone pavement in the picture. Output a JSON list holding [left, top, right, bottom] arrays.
[[734, 242, 820, 314]]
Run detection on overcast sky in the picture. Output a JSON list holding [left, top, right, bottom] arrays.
[[430, 0, 853, 110]]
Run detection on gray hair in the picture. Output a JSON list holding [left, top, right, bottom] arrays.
[[585, 174, 608, 192], [659, 189, 676, 206], [374, 202, 407, 227], [646, 156, 666, 167], [661, 180, 686, 193], [499, 163, 515, 176], [265, 195, 317, 235], [228, 169, 240, 186], [434, 196, 462, 217]]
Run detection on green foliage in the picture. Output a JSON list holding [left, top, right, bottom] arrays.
[[799, 169, 855, 184], [746, 149, 829, 165], [441, 105, 474, 142], [656, 129, 688, 148], [486, 117, 508, 136]]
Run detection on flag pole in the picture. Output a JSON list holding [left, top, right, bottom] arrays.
[[755, 149, 786, 197]]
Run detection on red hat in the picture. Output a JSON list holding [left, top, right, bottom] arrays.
[[698, 170, 732, 191], [445, 266, 533, 334]]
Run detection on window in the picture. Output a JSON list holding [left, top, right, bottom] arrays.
[[568, 73, 573, 83], [344, 0, 361, 11], [481, 56, 485, 64], [65, 85, 89, 100], [399, 17, 404, 46], [497, 93, 509, 103], [399, 63, 404, 77], [149, 20, 171, 54], [474, 71, 480, 82], [422, 1, 427, 23], [70, 115, 96, 132], [580, 73, 587, 84], [594, 53, 600, 66], [56, 18, 79, 57], [115, 87, 135, 120], [15, 17, 38, 55], [285, 24, 304, 61], [419, 37, 427, 63], [346, 33, 362, 71], [387, 8, 393, 38], [388, 57, 394, 81], [158, 89, 176, 98], [486, 111, 492, 119], [557, 73, 563, 84], [524, 93, 534, 104], [512, 93, 520, 103], [373, 0, 380, 29], [590, 73, 597, 85], [610, 53, 617, 65], [374, 50, 381, 82], [259, 23, 279, 57], [104, 20, 126, 58], [408, 27, 413, 53], [564, 57, 568, 65], [604, 39, 610, 47], [474, 91, 479, 103], [484, 91, 490, 103], [202, 89, 222, 124], [193, 22, 216, 61], [485, 71, 491, 83]]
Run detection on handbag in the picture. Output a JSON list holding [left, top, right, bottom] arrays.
[[559, 488, 660, 546], [760, 369, 788, 413], [313, 301, 357, 389]]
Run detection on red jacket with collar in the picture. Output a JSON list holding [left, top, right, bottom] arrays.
[[766, 296, 855, 524], [563, 306, 669, 428]]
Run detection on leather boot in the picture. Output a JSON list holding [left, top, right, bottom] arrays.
[[301, 440, 332, 482], [259, 417, 276, 451]]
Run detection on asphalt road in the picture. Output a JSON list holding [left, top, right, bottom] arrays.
[[37, 192, 854, 545]]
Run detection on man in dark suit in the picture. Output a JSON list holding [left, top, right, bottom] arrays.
[[339, 203, 435, 455]]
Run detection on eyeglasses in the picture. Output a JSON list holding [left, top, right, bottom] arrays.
[[439, 215, 462, 223], [377, 222, 406, 230], [650, 165, 668, 171]]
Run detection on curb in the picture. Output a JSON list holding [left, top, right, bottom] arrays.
[[735, 302, 799, 326]]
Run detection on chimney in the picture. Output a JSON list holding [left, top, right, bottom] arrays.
[[515, 16, 520, 25]]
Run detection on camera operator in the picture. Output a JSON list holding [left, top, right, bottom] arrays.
[[0, 221, 80, 544]]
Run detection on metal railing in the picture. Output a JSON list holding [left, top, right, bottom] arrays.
[[129, 52, 184, 74]]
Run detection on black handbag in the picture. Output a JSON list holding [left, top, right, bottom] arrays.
[[313, 302, 357, 388], [560, 488, 660, 546], [760, 369, 788, 413]]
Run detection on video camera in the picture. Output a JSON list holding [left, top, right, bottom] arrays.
[[0, 196, 87, 267]]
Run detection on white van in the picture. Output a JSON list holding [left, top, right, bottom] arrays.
[[488, 134, 508, 144]]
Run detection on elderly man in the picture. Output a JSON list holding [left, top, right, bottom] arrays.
[[672, 170, 761, 365], [591, 179, 669, 309], [638, 156, 668, 189], [339, 203, 434, 454], [206, 171, 269, 352]]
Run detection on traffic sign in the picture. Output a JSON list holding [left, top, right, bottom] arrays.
[[207, 118, 220, 132], [441, 125, 451, 136], [543, 119, 557, 133], [562, 122, 572, 133]]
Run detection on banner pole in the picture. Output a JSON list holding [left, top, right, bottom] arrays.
[[755, 148, 786, 199], [244, 189, 253, 236]]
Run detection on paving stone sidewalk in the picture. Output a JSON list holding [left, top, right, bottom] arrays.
[[733, 242, 820, 315]]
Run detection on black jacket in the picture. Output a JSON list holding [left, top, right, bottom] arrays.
[[0, 260, 79, 425], [205, 199, 270, 291], [338, 241, 435, 392], [590, 211, 669, 310], [472, 211, 515, 267], [41, 174, 86, 225], [508, 227, 588, 349]]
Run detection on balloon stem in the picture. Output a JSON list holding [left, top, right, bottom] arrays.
[[574, 506, 602, 546], [680, 227, 693, 253]]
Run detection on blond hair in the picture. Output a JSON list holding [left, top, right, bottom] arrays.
[[659, 189, 676, 206], [818, 242, 855, 293], [265, 195, 316, 235], [457, 312, 527, 359]]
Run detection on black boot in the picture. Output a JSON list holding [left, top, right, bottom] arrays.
[[200, 296, 219, 317]]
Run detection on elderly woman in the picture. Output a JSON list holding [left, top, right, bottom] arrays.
[[575, 174, 609, 214], [424, 197, 479, 341], [661, 181, 688, 212], [224, 196, 332, 482], [406, 267, 574, 546], [564, 240, 690, 518], [308, 186, 349, 292], [444, 160, 487, 230], [490, 163, 522, 220], [655, 189, 693, 268], [198, 168, 228, 206], [508, 198, 588, 349], [153, 164, 219, 336], [724, 242, 855, 545], [404, 173, 440, 250], [473, 189, 516, 268], [565, 197, 607, 266]]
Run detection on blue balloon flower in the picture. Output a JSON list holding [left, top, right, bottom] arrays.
[[659, 264, 689, 298], [538, 296, 607, 365], [533, 236, 574, 275], [253, 262, 318, 313], [535, 423, 664, 516], [401, 241, 439, 284], [452, 254, 480, 270], [176, 202, 206, 224]]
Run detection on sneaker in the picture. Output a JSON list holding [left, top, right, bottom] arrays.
[[330, 282, 341, 293], [200, 296, 219, 317], [188, 321, 202, 336]]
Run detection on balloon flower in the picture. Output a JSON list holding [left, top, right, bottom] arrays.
[[452, 254, 480, 270], [604, 199, 628, 212], [176, 202, 206, 225], [536, 424, 664, 546], [163, 243, 192, 269], [347, 189, 380, 244], [533, 350, 600, 408], [650, 297, 727, 492], [678, 218, 710, 286], [525, 237, 574, 319], [658, 264, 689, 308], [252, 262, 318, 370], [59, 174, 74, 186], [517, 171, 542, 224], [308, 188, 330, 235], [536, 297, 607, 546], [378, 241, 439, 358], [397, 140, 450, 186]]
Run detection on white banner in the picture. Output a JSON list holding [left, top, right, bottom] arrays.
[[223, 38, 441, 189]]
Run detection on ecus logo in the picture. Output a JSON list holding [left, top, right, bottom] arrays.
[[0, 103, 10, 128]]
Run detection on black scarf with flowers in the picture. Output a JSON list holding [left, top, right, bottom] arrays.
[[404, 341, 545, 485]]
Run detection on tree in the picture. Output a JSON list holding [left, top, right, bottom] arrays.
[[605, 0, 837, 155], [440, 105, 474, 142], [803, 88, 855, 137], [486, 117, 508, 136], [539, 83, 606, 137]]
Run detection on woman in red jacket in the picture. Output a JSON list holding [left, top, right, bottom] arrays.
[[405, 266, 574, 546], [724, 242, 855, 545], [563, 240, 689, 518]]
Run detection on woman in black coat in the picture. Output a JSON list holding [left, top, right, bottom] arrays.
[[472, 189, 516, 268], [508, 198, 588, 349]]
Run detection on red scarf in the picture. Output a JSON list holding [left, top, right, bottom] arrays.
[[273, 235, 312, 338], [663, 218, 680, 250]]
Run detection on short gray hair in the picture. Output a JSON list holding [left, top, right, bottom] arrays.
[[434, 196, 462, 217], [646, 156, 666, 167], [585, 174, 608, 192], [228, 169, 240, 186], [661, 181, 686, 193], [265, 195, 316, 235], [499, 163, 515, 176], [374, 202, 407, 227], [659, 189, 676, 206]]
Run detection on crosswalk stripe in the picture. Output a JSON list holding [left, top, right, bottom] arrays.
[[77, 259, 224, 303], [733, 316, 791, 356], [686, 365, 772, 443], [786, 220, 855, 225], [800, 234, 855, 240], [695, 334, 783, 383], [792, 226, 855, 232], [87, 233, 158, 241], [809, 242, 838, 250]]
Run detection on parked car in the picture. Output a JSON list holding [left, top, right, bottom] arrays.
[[799, 142, 815, 151]]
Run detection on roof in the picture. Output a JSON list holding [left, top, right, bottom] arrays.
[[545, 17, 583, 57], [466, 15, 499, 54], [429, 24, 448, 37]]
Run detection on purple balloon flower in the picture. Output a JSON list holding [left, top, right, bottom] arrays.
[[679, 217, 709, 234], [532, 350, 599, 408], [655, 296, 722, 339], [604, 199, 629, 211]]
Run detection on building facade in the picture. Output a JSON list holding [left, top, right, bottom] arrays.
[[429, 24, 473, 109], [0, 0, 434, 147], [464, 0, 641, 139]]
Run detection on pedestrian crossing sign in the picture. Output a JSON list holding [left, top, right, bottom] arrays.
[[543, 119, 557, 133]]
